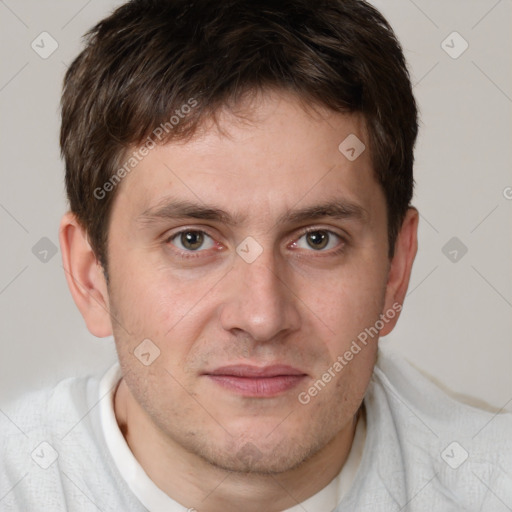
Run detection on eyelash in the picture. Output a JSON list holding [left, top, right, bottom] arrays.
[[165, 227, 347, 259]]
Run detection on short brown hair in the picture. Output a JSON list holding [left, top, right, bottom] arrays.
[[60, 0, 418, 274]]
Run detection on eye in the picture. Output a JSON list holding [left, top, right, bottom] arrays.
[[292, 229, 344, 252], [167, 230, 216, 253]]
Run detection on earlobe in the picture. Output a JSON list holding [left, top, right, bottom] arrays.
[[59, 212, 113, 338], [380, 207, 419, 336]]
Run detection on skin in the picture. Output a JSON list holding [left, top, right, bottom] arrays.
[[60, 89, 418, 512]]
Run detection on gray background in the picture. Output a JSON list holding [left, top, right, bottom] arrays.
[[0, 0, 511, 410]]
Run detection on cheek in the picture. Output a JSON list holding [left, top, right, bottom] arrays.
[[108, 258, 223, 368], [305, 263, 388, 345], [109, 254, 194, 328]]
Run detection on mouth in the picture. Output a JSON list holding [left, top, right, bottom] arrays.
[[203, 364, 308, 397]]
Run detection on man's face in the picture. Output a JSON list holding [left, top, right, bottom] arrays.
[[105, 90, 392, 473]]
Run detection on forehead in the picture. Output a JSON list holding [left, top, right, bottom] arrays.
[[112, 90, 382, 225]]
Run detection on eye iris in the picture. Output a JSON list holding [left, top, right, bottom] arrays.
[[181, 231, 204, 250], [307, 231, 328, 250]]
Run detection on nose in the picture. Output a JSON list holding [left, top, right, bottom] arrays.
[[219, 243, 302, 343]]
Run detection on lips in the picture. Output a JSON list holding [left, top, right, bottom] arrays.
[[207, 364, 306, 378], [204, 364, 307, 397]]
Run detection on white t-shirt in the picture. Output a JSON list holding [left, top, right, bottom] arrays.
[[1, 344, 511, 511]]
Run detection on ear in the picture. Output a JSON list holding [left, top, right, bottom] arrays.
[[380, 207, 419, 336], [59, 211, 113, 337]]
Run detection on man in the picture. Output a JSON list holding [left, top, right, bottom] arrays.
[[1, 0, 511, 510]]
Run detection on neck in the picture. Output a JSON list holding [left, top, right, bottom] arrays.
[[114, 378, 361, 512]]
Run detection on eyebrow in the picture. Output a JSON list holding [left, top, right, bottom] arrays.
[[136, 196, 368, 228]]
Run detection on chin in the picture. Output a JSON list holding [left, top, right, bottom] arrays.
[[190, 425, 328, 475], [199, 444, 312, 475]]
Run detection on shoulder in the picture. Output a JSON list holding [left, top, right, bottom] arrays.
[[363, 345, 512, 510], [372, 344, 512, 439], [0, 370, 115, 511], [1, 371, 102, 444]]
